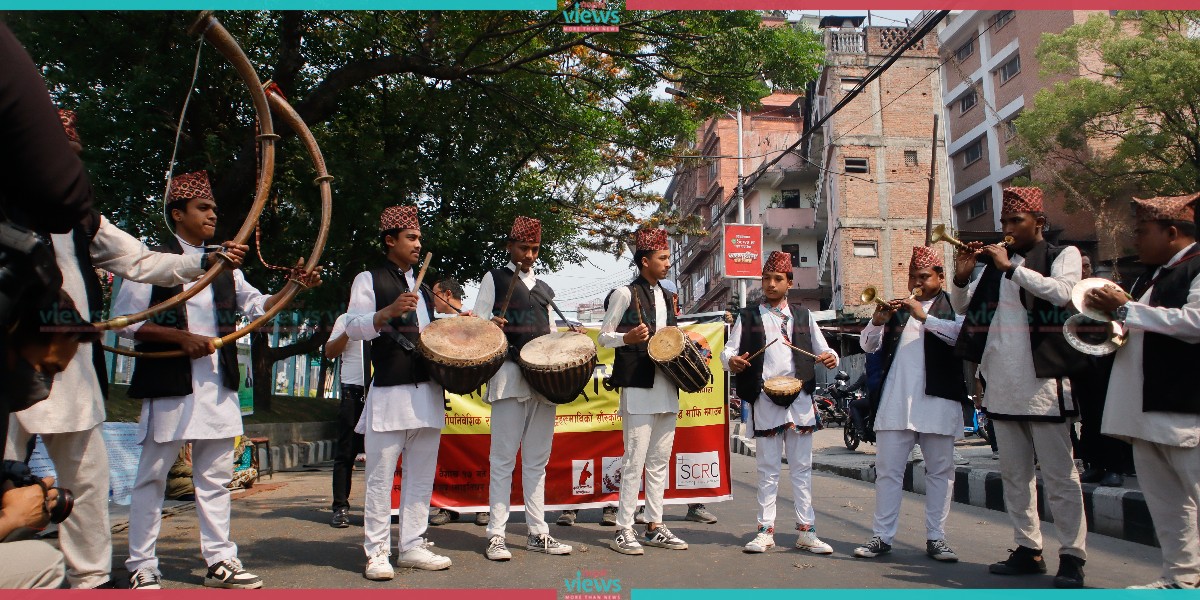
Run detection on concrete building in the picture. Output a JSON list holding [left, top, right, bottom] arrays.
[[937, 10, 1118, 262]]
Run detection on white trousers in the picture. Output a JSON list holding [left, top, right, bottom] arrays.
[[872, 430, 955, 544], [616, 412, 676, 529], [362, 427, 440, 556], [0, 540, 64, 589], [1132, 439, 1200, 585], [5, 423, 112, 588], [487, 397, 556, 537], [993, 420, 1086, 559], [126, 437, 236, 571], [755, 427, 815, 529]]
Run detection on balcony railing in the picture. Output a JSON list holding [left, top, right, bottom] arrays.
[[763, 207, 816, 234], [825, 30, 865, 54]]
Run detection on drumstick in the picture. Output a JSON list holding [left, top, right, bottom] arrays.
[[402, 252, 433, 317], [497, 265, 522, 318], [782, 339, 820, 361], [630, 288, 646, 327], [743, 338, 778, 362]]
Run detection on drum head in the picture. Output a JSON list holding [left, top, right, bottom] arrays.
[[763, 376, 804, 407], [520, 332, 597, 369], [647, 326, 685, 362], [419, 316, 507, 366]]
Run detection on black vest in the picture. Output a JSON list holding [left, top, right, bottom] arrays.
[[869, 291, 967, 415], [127, 237, 240, 399], [734, 303, 817, 403], [955, 240, 1087, 378], [607, 277, 677, 389], [368, 263, 435, 387], [1141, 249, 1200, 414], [489, 267, 554, 361]]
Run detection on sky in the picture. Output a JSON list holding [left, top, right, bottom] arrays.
[[462, 9, 925, 317]]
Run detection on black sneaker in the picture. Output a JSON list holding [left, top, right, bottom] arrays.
[[853, 536, 892, 558], [1054, 554, 1086, 588], [600, 506, 617, 527], [989, 546, 1047, 575], [926, 539, 959, 562], [204, 558, 263, 589], [557, 510, 578, 526], [331, 507, 350, 528], [129, 567, 162, 590]]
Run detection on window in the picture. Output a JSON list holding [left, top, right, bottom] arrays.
[[1003, 119, 1018, 141], [840, 77, 863, 92], [853, 241, 878, 257], [844, 157, 870, 173], [999, 56, 1021, 84], [992, 10, 1014, 30], [707, 160, 718, 180], [965, 193, 989, 220], [959, 89, 977, 114], [962, 140, 983, 166], [781, 189, 801, 208], [955, 40, 974, 62], [904, 150, 918, 166], [781, 244, 800, 267]]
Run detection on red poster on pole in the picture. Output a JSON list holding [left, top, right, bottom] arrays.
[[723, 224, 763, 279]]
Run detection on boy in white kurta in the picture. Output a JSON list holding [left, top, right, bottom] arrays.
[[4, 111, 249, 589], [600, 228, 688, 555], [345, 205, 452, 580], [474, 216, 574, 560], [854, 246, 966, 562], [1087, 194, 1200, 590], [722, 251, 839, 555], [115, 171, 316, 590], [949, 187, 1087, 588]]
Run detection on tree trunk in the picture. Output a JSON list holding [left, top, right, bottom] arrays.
[[250, 312, 334, 411]]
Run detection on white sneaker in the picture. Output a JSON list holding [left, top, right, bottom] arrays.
[[953, 450, 969, 465], [527, 533, 573, 555], [396, 544, 452, 570], [795, 528, 833, 554], [129, 566, 163, 590], [1127, 579, 1198, 590], [486, 535, 512, 561], [991, 450, 1000, 460], [744, 527, 775, 553], [364, 550, 394, 580]]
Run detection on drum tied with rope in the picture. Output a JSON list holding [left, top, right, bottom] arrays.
[[518, 331, 598, 404], [647, 326, 712, 394], [762, 376, 804, 407], [418, 315, 508, 395]]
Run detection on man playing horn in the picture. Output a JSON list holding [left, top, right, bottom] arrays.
[[472, 216, 573, 561], [721, 250, 838, 555], [600, 228, 688, 555], [950, 186, 1087, 588], [1086, 194, 1200, 590], [854, 246, 966, 562], [113, 170, 316, 590], [3, 111, 248, 590], [343, 205, 451, 579]]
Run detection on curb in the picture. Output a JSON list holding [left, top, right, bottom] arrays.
[[257, 439, 336, 473], [728, 425, 1157, 548]]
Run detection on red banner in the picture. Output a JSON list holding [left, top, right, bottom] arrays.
[[722, 224, 764, 279], [392, 322, 731, 513]]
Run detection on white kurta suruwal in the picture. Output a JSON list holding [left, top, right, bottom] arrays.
[[859, 299, 963, 546], [473, 264, 559, 540], [949, 248, 1087, 560], [4, 217, 205, 588], [1101, 243, 1200, 586], [113, 236, 268, 573]]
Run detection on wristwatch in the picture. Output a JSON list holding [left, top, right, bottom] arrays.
[[1112, 305, 1128, 322]]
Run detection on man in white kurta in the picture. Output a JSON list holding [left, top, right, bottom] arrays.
[[346, 205, 451, 580], [949, 187, 1087, 588], [601, 228, 688, 555], [721, 250, 838, 555], [473, 216, 573, 561], [855, 246, 965, 562], [1089, 194, 1200, 590], [113, 170, 293, 590]]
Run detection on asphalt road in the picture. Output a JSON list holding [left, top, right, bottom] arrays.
[[115, 451, 1162, 591]]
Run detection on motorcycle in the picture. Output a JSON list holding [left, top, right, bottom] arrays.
[[812, 383, 850, 428], [963, 395, 991, 444]]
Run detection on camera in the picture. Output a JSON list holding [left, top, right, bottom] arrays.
[[0, 219, 61, 331], [1, 460, 74, 525]]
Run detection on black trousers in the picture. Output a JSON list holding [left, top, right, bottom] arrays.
[[1071, 355, 1132, 473], [331, 384, 366, 510]]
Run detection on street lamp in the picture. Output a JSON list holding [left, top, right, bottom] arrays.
[[664, 86, 747, 308]]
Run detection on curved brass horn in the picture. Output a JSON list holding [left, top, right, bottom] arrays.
[[95, 12, 276, 332], [104, 82, 332, 359], [930, 224, 1013, 250]]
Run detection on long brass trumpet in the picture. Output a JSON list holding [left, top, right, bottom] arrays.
[[930, 224, 1014, 251], [860, 286, 921, 308]]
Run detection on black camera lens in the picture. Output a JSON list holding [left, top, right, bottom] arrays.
[[46, 487, 74, 524]]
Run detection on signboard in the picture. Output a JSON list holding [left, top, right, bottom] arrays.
[[392, 322, 732, 513], [722, 223, 763, 279]]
